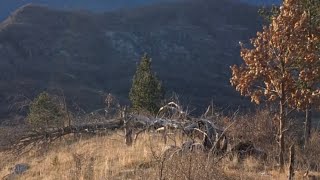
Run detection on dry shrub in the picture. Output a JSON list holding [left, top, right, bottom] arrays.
[[221, 154, 241, 171], [0, 125, 29, 151], [216, 109, 277, 163], [215, 109, 309, 167], [296, 131, 320, 172], [243, 157, 265, 172], [160, 152, 232, 180]]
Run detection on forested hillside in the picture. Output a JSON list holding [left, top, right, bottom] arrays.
[[0, 0, 262, 121]]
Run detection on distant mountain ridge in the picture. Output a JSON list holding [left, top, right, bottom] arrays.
[[0, 0, 281, 21], [1, 0, 176, 21], [240, 0, 281, 5], [0, 0, 262, 121]]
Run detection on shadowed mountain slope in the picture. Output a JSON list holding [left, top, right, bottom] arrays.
[[0, 0, 179, 21], [0, 0, 262, 121], [0, 0, 280, 21]]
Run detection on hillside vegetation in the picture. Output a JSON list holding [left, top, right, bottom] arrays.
[[0, 0, 319, 179], [0, 0, 262, 121], [1, 110, 319, 179]]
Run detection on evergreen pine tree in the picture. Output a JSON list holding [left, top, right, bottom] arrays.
[[27, 91, 66, 130], [129, 54, 164, 114]]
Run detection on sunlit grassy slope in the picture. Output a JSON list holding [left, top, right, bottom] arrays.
[[1, 131, 318, 180]]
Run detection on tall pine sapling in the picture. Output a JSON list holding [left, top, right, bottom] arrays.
[[27, 91, 66, 130], [129, 54, 165, 114]]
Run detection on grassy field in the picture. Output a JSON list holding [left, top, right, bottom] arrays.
[[1, 129, 319, 180]]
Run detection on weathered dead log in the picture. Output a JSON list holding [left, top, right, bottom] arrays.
[[183, 119, 227, 153], [13, 119, 123, 150]]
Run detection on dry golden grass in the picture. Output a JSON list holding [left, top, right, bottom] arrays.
[[0, 130, 319, 180], [0, 131, 184, 180]]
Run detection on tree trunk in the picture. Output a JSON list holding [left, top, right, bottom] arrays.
[[125, 127, 133, 146], [122, 106, 133, 146], [304, 105, 312, 149], [279, 97, 285, 172], [62, 92, 71, 127], [288, 144, 295, 180]]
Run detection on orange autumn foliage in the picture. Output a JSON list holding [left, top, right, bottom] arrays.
[[231, 0, 320, 108], [230, 0, 320, 171]]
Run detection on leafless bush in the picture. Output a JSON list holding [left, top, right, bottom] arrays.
[[0, 125, 29, 151], [158, 152, 233, 180], [70, 153, 95, 180], [296, 131, 320, 172], [214, 109, 277, 162], [213, 108, 320, 174], [69, 153, 85, 180]]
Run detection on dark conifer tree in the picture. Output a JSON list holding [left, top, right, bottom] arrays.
[[129, 54, 164, 114]]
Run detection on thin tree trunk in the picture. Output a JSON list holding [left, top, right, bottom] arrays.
[[288, 144, 295, 180], [62, 92, 71, 127], [303, 1, 314, 150], [304, 105, 312, 149], [122, 107, 133, 146], [125, 127, 133, 146], [278, 55, 287, 173], [279, 98, 285, 172]]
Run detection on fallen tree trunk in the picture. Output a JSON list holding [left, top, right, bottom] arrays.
[[13, 119, 123, 150]]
